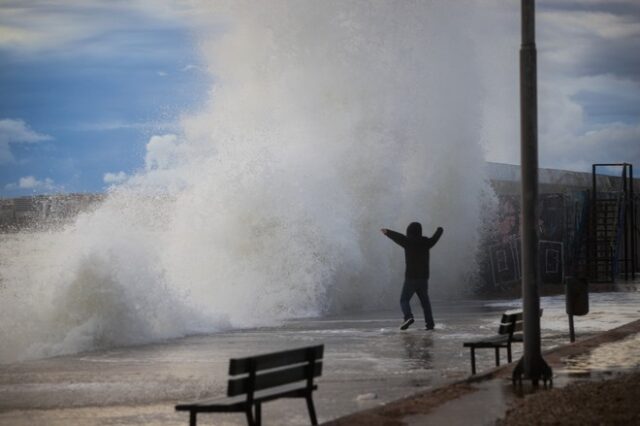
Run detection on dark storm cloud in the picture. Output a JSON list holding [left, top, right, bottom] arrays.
[[577, 36, 640, 82], [573, 90, 640, 124], [539, 1, 640, 82], [539, 1, 640, 16], [485, 0, 640, 170]]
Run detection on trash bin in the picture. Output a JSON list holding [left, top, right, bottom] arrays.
[[565, 277, 589, 316]]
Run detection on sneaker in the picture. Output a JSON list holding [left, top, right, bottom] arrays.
[[425, 325, 435, 331], [400, 317, 415, 330]]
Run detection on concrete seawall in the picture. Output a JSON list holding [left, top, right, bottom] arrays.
[[2, 163, 638, 231]]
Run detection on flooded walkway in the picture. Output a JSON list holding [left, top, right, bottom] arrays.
[[1, 291, 639, 425], [326, 320, 640, 426]]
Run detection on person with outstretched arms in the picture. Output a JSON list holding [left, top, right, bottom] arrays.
[[381, 222, 444, 330]]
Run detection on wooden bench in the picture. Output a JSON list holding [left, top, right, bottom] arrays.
[[462, 310, 542, 375], [175, 344, 323, 426]]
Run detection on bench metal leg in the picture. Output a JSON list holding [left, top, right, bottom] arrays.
[[245, 408, 256, 426], [470, 348, 476, 375], [507, 343, 512, 363], [189, 411, 197, 426], [306, 395, 318, 425], [495, 347, 500, 366], [255, 402, 262, 426]]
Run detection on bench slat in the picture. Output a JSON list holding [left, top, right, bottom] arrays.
[[177, 384, 318, 412], [498, 322, 518, 335], [229, 345, 324, 375], [464, 334, 510, 344], [176, 396, 247, 412], [227, 361, 322, 396], [498, 309, 543, 335]]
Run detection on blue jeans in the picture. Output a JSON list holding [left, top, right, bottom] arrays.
[[400, 279, 434, 329]]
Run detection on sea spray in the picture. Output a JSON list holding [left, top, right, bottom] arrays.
[[0, 1, 498, 363]]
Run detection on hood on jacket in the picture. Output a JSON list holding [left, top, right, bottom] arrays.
[[406, 222, 422, 237]]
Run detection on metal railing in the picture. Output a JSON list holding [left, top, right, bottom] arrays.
[[590, 163, 636, 282]]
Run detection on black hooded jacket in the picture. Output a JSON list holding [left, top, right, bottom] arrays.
[[384, 223, 443, 279]]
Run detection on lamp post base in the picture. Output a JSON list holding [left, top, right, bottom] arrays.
[[512, 356, 553, 388]]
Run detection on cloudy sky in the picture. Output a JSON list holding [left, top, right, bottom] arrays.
[[0, 1, 208, 196], [0, 0, 639, 196], [501, 0, 640, 172]]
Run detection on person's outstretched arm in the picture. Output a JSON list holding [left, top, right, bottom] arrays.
[[381, 228, 407, 247], [425, 227, 444, 248]]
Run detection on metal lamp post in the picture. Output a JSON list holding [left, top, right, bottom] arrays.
[[512, 0, 553, 387]]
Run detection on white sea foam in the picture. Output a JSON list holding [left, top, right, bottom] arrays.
[[0, 1, 503, 363]]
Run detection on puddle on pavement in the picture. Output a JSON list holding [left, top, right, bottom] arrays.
[[404, 379, 511, 426], [560, 333, 640, 376], [492, 334, 640, 402]]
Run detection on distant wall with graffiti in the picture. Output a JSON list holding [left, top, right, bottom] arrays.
[[488, 239, 563, 285], [479, 191, 588, 291]]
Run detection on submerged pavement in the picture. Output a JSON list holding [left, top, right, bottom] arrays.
[[324, 319, 640, 426], [0, 292, 639, 425]]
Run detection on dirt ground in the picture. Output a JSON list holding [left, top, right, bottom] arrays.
[[497, 370, 640, 426]]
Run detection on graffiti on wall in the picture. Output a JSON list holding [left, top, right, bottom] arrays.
[[484, 193, 575, 287], [495, 195, 520, 244], [489, 238, 519, 284], [540, 240, 563, 284], [489, 238, 564, 285], [539, 194, 564, 241]]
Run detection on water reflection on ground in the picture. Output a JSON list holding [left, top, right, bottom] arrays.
[[1, 292, 640, 425], [400, 332, 434, 369], [561, 332, 640, 376]]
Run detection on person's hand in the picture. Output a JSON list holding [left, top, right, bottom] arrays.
[[381, 228, 388, 235]]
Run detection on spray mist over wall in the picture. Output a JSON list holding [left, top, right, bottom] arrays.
[[0, 1, 495, 363]]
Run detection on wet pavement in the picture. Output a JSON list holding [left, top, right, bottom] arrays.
[[1, 292, 639, 425], [325, 320, 640, 426]]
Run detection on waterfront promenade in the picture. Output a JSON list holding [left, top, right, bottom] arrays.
[[326, 317, 640, 425], [1, 291, 639, 425]]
